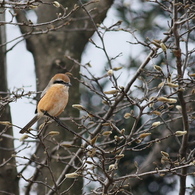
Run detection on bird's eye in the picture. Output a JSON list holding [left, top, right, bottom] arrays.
[[53, 80, 64, 84], [53, 80, 71, 86]]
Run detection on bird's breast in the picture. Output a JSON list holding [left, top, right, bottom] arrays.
[[37, 85, 69, 117]]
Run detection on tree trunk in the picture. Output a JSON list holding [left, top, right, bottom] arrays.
[[0, 10, 19, 195], [16, 0, 114, 194]]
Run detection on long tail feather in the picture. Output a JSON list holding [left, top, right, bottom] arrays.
[[19, 115, 40, 134]]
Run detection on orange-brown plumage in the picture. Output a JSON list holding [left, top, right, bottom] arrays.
[[37, 84, 68, 116], [19, 73, 71, 134]]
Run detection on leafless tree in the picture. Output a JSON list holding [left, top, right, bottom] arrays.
[[0, 0, 195, 194]]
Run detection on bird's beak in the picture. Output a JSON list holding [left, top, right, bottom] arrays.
[[67, 83, 72, 87]]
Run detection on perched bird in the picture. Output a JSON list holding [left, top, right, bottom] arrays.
[[19, 73, 71, 134]]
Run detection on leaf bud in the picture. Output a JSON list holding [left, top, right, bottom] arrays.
[[48, 131, 60, 136], [113, 67, 123, 71], [53, 1, 61, 8], [115, 154, 124, 159], [124, 113, 131, 119], [139, 133, 151, 139], [151, 121, 161, 128], [104, 90, 119, 95], [160, 43, 167, 52], [19, 134, 29, 142], [176, 105, 182, 111], [109, 164, 117, 171], [72, 104, 85, 111], [102, 131, 112, 136], [65, 172, 79, 178], [107, 69, 114, 76], [161, 151, 169, 158], [175, 131, 187, 136]]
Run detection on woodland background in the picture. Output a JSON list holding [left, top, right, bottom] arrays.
[[0, 0, 195, 194]]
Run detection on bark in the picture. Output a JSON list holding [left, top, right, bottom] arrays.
[[0, 10, 19, 194], [16, 0, 114, 194]]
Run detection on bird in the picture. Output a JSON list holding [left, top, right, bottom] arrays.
[[19, 73, 71, 134]]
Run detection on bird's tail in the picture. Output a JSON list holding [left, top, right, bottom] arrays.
[[19, 115, 40, 134]]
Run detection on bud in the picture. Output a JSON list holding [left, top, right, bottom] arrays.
[[48, 131, 60, 136], [102, 100, 109, 105], [104, 90, 119, 95], [157, 96, 169, 102], [113, 67, 123, 71], [19, 134, 29, 142], [154, 65, 162, 72], [151, 121, 161, 128], [107, 69, 114, 76], [167, 98, 177, 104], [29, 5, 38, 9], [160, 43, 167, 52], [74, 4, 79, 9], [60, 141, 73, 148], [167, 82, 179, 88], [88, 114, 93, 118], [53, 1, 61, 8], [102, 123, 110, 126], [157, 97, 177, 103], [72, 104, 85, 111], [149, 96, 155, 101], [155, 138, 161, 143], [159, 105, 164, 110], [87, 148, 96, 157], [151, 40, 161, 47], [191, 89, 195, 94], [168, 105, 174, 109], [161, 156, 169, 163], [120, 128, 125, 134], [153, 39, 161, 43], [86, 62, 92, 67], [139, 133, 151, 139], [115, 154, 124, 159], [124, 113, 131, 119], [151, 111, 161, 116], [0, 121, 12, 126], [39, 123, 45, 130], [179, 87, 185, 92], [135, 139, 142, 143], [161, 151, 169, 158], [189, 160, 195, 165], [65, 172, 79, 178], [149, 96, 155, 107], [158, 82, 165, 88], [167, 76, 172, 83], [102, 131, 112, 136], [189, 73, 195, 77], [175, 131, 187, 136], [176, 105, 182, 111], [119, 86, 124, 90], [90, 135, 99, 145], [114, 135, 120, 141], [109, 164, 117, 171]]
